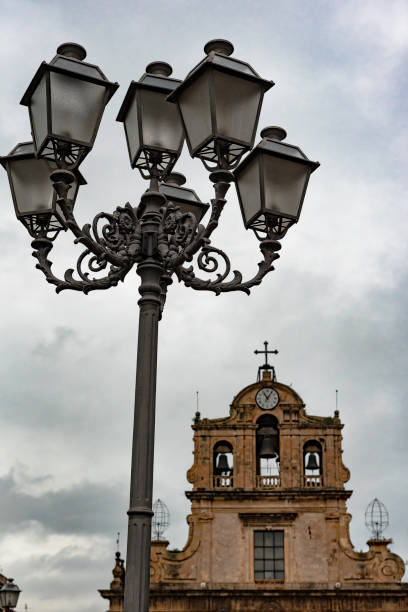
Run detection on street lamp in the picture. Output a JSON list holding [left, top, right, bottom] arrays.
[[20, 42, 118, 168], [2, 39, 319, 612], [234, 126, 320, 239], [167, 39, 273, 168], [0, 579, 21, 611], [158, 173, 209, 224], [0, 141, 85, 239]]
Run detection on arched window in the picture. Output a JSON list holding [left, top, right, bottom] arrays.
[[256, 415, 280, 488], [213, 441, 233, 488], [303, 440, 323, 487]]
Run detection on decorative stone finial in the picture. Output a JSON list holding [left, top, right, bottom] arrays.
[[260, 126, 287, 141], [204, 39, 234, 56], [57, 42, 87, 61], [145, 62, 173, 77], [110, 551, 125, 591]]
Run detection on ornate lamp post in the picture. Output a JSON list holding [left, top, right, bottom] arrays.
[[2, 39, 319, 612], [0, 579, 21, 612]]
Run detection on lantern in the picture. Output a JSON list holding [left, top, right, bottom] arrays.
[[20, 42, 118, 168], [159, 173, 209, 224], [0, 579, 21, 610], [234, 126, 320, 235], [167, 39, 273, 168], [0, 141, 85, 239], [117, 62, 184, 178]]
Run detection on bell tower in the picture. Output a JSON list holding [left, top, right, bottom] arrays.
[[101, 344, 408, 611]]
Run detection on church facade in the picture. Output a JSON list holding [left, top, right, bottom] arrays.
[[100, 361, 407, 612]]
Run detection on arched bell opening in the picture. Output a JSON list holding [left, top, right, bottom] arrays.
[[256, 415, 280, 488], [303, 440, 323, 487], [213, 441, 233, 488]]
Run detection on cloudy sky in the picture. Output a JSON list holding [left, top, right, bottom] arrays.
[[0, 0, 407, 610]]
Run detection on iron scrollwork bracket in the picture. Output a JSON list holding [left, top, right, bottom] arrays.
[[32, 170, 141, 293], [174, 239, 281, 296], [32, 167, 282, 299], [166, 170, 283, 295]]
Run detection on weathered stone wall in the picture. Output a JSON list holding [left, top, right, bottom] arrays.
[[100, 373, 407, 612]]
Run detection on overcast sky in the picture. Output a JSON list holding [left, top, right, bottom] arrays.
[[0, 1, 407, 610]]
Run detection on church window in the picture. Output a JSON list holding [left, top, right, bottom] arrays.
[[254, 530, 284, 580], [303, 440, 323, 487], [213, 441, 233, 487], [256, 415, 280, 488]]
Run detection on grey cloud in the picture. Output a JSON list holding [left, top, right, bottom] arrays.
[[0, 468, 126, 536], [0, 1, 407, 610], [33, 326, 78, 358], [9, 543, 114, 612]]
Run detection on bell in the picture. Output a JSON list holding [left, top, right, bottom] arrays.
[[305, 452, 319, 471], [216, 453, 230, 473], [258, 435, 277, 459]]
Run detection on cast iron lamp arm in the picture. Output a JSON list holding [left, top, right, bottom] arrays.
[[164, 170, 282, 295], [51, 170, 138, 268], [29, 169, 141, 293], [31, 237, 132, 294], [175, 237, 281, 295], [165, 170, 232, 269]]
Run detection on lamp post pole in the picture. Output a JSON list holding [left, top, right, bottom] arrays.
[[2, 38, 320, 612], [125, 190, 165, 612]]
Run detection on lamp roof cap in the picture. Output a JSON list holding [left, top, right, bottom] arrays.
[[204, 39, 234, 56], [20, 43, 119, 107], [167, 40, 273, 102], [56, 42, 87, 61]]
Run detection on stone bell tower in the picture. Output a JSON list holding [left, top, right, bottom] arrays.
[[100, 343, 407, 611]]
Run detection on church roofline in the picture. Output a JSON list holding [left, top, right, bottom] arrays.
[[231, 378, 305, 408]]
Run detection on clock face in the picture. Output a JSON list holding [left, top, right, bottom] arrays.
[[256, 387, 279, 410]]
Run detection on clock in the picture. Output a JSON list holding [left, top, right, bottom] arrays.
[[256, 387, 279, 410]]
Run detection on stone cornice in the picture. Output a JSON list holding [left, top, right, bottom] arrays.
[[238, 512, 298, 525], [150, 582, 408, 595], [193, 423, 257, 431], [186, 488, 353, 501]]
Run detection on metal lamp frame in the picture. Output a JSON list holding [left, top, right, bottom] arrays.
[[168, 50, 273, 169], [0, 142, 86, 239], [117, 73, 184, 178], [234, 138, 320, 237], [21, 55, 118, 168]]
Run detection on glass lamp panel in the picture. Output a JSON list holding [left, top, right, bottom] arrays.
[[30, 74, 48, 150], [262, 155, 309, 220], [139, 89, 183, 152], [123, 94, 140, 164], [178, 72, 211, 152], [10, 158, 55, 215], [213, 71, 262, 145], [236, 158, 262, 226], [50, 72, 106, 144], [0, 588, 19, 608]]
